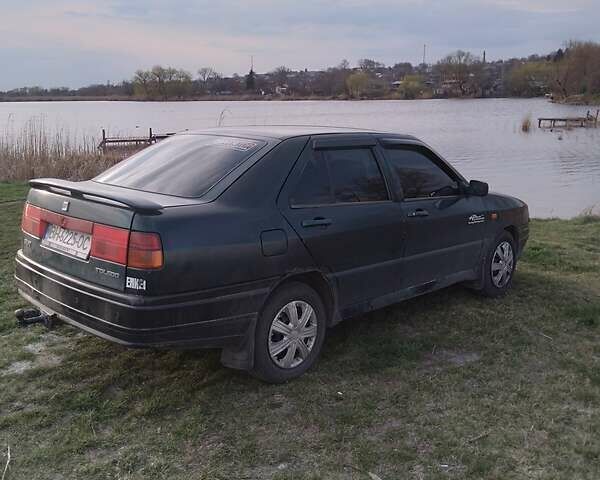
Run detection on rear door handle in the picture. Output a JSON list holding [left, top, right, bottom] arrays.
[[301, 217, 333, 227], [407, 208, 429, 218]]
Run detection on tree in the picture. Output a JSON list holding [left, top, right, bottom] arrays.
[[346, 72, 369, 98], [398, 75, 424, 99], [338, 59, 350, 71], [271, 66, 291, 85], [505, 61, 552, 97], [168, 69, 193, 98], [551, 41, 600, 98], [132, 66, 192, 100], [392, 62, 413, 78], [358, 58, 385, 71], [245, 69, 256, 91], [132, 69, 153, 98], [197, 67, 220, 93], [150, 66, 174, 100], [436, 50, 478, 96]]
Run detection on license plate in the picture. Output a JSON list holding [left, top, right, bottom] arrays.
[[42, 224, 92, 260]]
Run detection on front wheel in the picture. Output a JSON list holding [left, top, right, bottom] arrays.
[[480, 232, 517, 297], [251, 282, 326, 383]]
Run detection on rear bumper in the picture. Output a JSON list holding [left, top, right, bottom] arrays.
[[14, 250, 271, 349]]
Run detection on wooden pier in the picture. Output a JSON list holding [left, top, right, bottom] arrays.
[[98, 128, 176, 151], [538, 110, 599, 129]]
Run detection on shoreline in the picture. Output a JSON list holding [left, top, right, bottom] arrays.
[[0, 94, 534, 103], [2, 94, 596, 105]]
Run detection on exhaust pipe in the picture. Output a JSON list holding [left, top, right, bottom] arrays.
[[15, 307, 56, 329]]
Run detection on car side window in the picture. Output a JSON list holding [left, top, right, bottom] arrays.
[[326, 149, 388, 203], [289, 149, 334, 206], [384, 147, 459, 199], [290, 148, 388, 207]]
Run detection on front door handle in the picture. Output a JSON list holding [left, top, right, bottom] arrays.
[[407, 208, 429, 218], [301, 217, 333, 227]]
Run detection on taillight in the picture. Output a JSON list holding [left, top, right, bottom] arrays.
[[22, 202, 162, 271], [128, 232, 163, 269], [21, 203, 45, 238], [91, 224, 129, 265]]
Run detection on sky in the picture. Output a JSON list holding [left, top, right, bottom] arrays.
[[0, 0, 598, 90]]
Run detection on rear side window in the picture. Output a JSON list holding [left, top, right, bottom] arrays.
[[290, 148, 388, 207], [384, 147, 458, 199], [95, 135, 265, 197]]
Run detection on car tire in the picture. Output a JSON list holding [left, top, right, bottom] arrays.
[[251, 282, 326, 383], [480, 231, 517, 298]]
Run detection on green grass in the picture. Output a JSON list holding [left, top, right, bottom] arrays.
[[1, 183, 599, 479]]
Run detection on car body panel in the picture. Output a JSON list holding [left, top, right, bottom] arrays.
[[277, 137, 407, 306], [399, 195, 486, 287]]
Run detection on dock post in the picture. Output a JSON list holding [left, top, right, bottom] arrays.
[[99, 129, 107, 152], [149, 127, 153, 144]]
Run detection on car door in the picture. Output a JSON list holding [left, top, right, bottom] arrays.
[[278, 135, 406, 308], [379, 141, 486, 288]]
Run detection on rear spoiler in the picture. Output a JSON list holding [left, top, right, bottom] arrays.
[[29, 178, 163, 214]]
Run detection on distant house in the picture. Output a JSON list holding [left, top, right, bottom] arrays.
[[434, 79, 461, 97], [391, 80, 403, 90]]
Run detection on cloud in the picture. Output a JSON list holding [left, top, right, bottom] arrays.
[[0, 0, 598, 89], [479, 0, 593, 13]]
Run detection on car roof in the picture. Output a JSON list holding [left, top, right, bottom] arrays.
[[181, 125, 419, 141]]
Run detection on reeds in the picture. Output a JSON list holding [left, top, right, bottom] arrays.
[[0, 117, 129, 182], [521, 114, 532, 133]]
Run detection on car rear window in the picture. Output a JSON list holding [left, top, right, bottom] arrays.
[[94, 135, 265, 197]]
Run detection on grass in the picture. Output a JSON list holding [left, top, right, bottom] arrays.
[[0, 118, 129, 182], [1, 183, 600, 479]]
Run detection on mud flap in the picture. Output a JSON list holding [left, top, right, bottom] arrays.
[[220, 317, 257, 370]]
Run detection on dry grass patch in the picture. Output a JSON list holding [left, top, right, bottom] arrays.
[[0, 118, 133, 182]]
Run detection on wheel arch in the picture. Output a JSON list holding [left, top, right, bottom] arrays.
[[504, 225, 519, 252], [265, 270, 339, 327]]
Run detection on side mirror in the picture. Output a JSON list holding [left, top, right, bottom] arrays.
[[466, 180, 489, 196]]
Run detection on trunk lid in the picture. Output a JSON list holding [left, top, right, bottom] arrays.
[[21, 179, 176, 291]]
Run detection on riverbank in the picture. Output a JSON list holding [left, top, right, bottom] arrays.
[[1, 181, 599, 479], [555, 94, 600, 106], [0, 93, 519, 103]]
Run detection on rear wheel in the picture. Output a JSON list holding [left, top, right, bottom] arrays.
[[251, 282, 326, 383], [480, 231, 516, 297]]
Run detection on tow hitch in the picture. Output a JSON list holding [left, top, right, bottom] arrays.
[[15, 307, 57, 329]]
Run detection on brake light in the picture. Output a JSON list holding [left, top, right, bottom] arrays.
[[128, 232, 163, 269], [91, 224, 129, 265], [22, 202, 162, 270], [21, 203, 45, 238]]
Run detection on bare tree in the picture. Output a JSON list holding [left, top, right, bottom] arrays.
[[436, 50, 478, 95], [271, 66, 291, 86], [197, 67, 221, 93], [338, 59, 350, 70], [358, 58, 385, 71]]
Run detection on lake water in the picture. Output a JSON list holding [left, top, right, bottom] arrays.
[[1, 98, 599, 218]]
